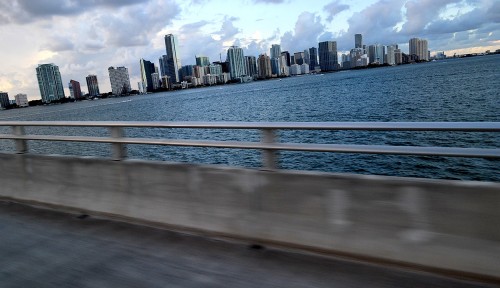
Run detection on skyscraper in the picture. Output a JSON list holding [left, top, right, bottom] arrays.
[[0, 92, 9, 108], [386, 45, 397, 65], [195, 56, 210, 67], [159, 55, 169, 77], [165, 34, 182, 83], [409, 38, 429, 61], [86, 75, 100, 97], [68, 80, 82, 100], [227, 46, 246, 79], [281, 51, 291, 67], [355, 34, 362, 49], [245, 56, 257, 77], [309, 47, 318, 70], [36, 63, 65, 103], [318, 41, 338, 71], [140, 58, 156, 92], [270, 44, 281, 59], [294, 52, 305, 65], [368, 44, 384, 64], [257, 54, 272, 79], [108, 66, 131, 95]]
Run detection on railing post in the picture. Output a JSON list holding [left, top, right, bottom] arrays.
[[261, 128, 277, 170], [109, 126, 126, 160], [12, 125, 28, 154]]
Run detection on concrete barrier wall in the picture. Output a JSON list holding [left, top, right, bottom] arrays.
[[1, 153, 499, 279]]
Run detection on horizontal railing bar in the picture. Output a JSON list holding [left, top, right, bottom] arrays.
[[0, 121, 499, 131], [1, 134, 498, 158]]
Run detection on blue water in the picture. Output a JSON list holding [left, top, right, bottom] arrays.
[[1, 55, 499, 181]]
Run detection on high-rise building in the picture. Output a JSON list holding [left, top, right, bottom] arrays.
[[270, 44, 281, 59], [318, 41, 338, 71], [309, 47, 318, 70], [294, 52, 305, 65], [257, 54, 272, 79], [159, 55, 169, 77], [108, 66, 131, 95], [245, 56, 257, 77], [151, 72, 160, 90], [409, 38, 429, 61], [36, 63, 65, 103], [164, 34, 182, 83], [355, 34, 363, 49], [227, 46, 246, 79], [303, 49, 310, 65], [394, 48, 402, 65], [196, 56, 210, 67], [208, 64, 223, 76], [368, 44, 384, 64], [281, 51, 291, 67], [68, 80, 82, 100], [271, 58, 280, 75], [15, 94, 28, 107], [180, 65, 195, 80], [140, 58, 156, 92], [86, 75, 100, 97], [0, 92, 9, 108], [386, 45, 397, 65]]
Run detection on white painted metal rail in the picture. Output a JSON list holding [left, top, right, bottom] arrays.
[[0, 121, 499, 169]]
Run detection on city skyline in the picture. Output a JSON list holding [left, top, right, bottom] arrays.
[[0, 0, 498, 100]]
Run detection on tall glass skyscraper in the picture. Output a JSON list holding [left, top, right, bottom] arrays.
[[164, 34, 182, 83], [270, 44, 281, 59], [227, 46, 246, 79], [318, 41, 338, 72], [86, 75, 100, 97], [355, 34, 363, 49], [36, 63, 65, 103], [140, 58, 156, 92]]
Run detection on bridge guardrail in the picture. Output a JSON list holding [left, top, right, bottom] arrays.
[[0, 121, 499, 169]]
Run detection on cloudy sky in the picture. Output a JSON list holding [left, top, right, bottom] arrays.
[[0, 0, 498, 100]]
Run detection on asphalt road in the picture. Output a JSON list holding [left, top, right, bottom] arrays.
[[0, 201, 494, 288]]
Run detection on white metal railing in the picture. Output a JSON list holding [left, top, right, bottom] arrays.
[[0, 121, 499, 169]]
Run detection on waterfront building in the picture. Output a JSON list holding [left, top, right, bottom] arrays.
[[409, 38, 429, 61], [208, 64, 223, 77], [194, 66, 205, 79], [0, 92, 9, 108], [394, 49, 402, 64], [309, 47, 318, 70], [318, 41, 338, 71], [151, 72, 160, 90], [435, 51, 446, 60], [257, 54, 272, 79], [180, 65, 195, 80], [202, 74, 217, 85], [86, 75, 100, 97], [36, 63, 65, 103], [108, 66, 131, 96], [281, 51, 291, 67], [14, 93, 28, 107], [138, 82, 145, 94], [196, 56, 210, 67], [303, 49, 310, 65], [245, 56, 258, 77], [386, 45, 396, 65], [290, 64, 301, 75], [368, 44, 384, 64], [270, 44, 281, 59], [140, 58, 156, 92], [164, 34, 182, 83], [294, 52, 305, 65], [68, 80, 82, 100], [159, 55, 169, 77], [355, 34, 362, 48], [300, 63, 309, 74], [161, 76, 171, 89], [227, 46, 246, 79], [271, 57, 280, 75], [290, 55, 295, 65]]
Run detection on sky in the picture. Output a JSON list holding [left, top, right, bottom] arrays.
[[0, 0, 498, 100]]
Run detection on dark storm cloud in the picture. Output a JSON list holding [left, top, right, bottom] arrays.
[[0, 0, 149, 24], [324, 0, 349, 22]]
